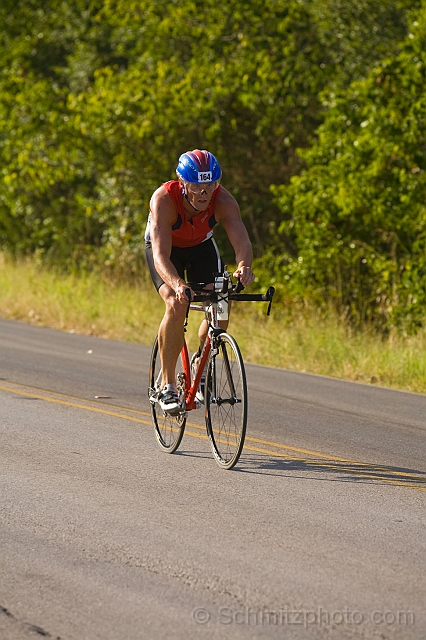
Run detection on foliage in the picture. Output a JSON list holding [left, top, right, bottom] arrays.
[[0, 0, 417, 266], [268, 8, 426, 331], [0, 0, 424, 329]]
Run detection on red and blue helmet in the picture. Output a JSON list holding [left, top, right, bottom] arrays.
[[176, 149, 222, 184]]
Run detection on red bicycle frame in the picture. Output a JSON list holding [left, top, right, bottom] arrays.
[[181, 336, 211, 411]]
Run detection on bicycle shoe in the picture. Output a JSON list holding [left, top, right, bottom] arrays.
[[158, 386, 183, 415]]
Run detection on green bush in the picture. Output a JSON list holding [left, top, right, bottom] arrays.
[[1, 0, 423, 330], [268, 9, 426, 331], [0, 0, 416, 267]]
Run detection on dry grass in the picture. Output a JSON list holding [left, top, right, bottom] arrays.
[[231, 306, 426, 393], [1, 255, 425, 394]]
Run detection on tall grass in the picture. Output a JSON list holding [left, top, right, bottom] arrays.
[[0, 254, 163, 344], [0, 255, 425, 394]]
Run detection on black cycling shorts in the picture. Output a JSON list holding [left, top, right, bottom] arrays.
[[145, 238, 223, 291]]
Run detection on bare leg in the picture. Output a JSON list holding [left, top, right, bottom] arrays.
[[158, 284, 188, 387]]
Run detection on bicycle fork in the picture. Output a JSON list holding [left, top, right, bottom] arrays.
[[209, 338, 240, 406]]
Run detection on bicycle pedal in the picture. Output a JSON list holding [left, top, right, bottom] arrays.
[[161, 406, 187, 417], [148, 389, 159, 405]]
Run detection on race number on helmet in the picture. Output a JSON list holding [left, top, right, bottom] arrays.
[[176, 150, 222, 184]]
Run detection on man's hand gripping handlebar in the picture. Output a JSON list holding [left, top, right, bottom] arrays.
[[185, 277, 275, 316]]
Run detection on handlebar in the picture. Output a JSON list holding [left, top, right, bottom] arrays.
[[189, 282, 275, 316], [229, 287, 275, 302]]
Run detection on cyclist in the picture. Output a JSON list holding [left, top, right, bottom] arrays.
[[145, 149, 255, 414]]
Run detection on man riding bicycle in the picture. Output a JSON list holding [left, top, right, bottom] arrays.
[[145, 149, 255, 414]]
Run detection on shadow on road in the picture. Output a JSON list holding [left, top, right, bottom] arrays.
[[162, 445, 425, 490], [235, 454, 426, 489]]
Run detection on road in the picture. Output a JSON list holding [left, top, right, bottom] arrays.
[[0, 317, 425, 640]]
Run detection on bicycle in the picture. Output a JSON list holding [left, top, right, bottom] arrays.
[[148, 271, 275, 470]]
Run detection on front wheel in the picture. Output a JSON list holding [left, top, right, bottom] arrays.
[[149, 336, 187, 453], [205, 333, 247, 470]]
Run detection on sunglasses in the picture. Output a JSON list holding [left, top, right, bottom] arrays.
[[184, 180, 219, 194]]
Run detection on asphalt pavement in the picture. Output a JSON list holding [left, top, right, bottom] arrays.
[[1, 317, 425, 640]]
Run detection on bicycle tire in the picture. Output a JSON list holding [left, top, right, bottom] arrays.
[[205, 333, 247, 469], [149, 336, 187, 453]]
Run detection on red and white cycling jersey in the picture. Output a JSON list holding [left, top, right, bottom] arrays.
[[145, 180, 221, 248]]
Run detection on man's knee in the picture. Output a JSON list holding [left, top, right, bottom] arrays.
[[164, 294, 187, 321]]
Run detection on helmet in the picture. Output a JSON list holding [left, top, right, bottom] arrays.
[[176, 149, 222, 184]]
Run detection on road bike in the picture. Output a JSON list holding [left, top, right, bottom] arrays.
[[148, 271, 274, 470]]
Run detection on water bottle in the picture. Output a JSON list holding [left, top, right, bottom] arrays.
[[215, 276, 228, 320]]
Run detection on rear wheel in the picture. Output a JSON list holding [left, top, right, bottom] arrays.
[[149, 336, 187, 453], [205, 333, 247, 469]]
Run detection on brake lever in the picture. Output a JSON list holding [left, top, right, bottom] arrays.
[[266, 286, 275, 316], [233, 279, 245, 293], [183, 287, 193, 331]]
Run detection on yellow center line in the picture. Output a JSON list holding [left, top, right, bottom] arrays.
[[0, 384, 153, 427], [241, 444, 426, 492], [187, 424, 425, 482], [243, 435, 426, 479], [2, 380, 421, 475], [1, 383, 425, 492], [0, 380, 153, 417]]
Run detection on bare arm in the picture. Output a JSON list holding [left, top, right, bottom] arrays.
[[215, 188, 255, 285], [149, 187, 191, 301]]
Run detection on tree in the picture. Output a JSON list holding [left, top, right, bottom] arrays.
[[269, 7, 426, 330], [0, 0, 419, 272]]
